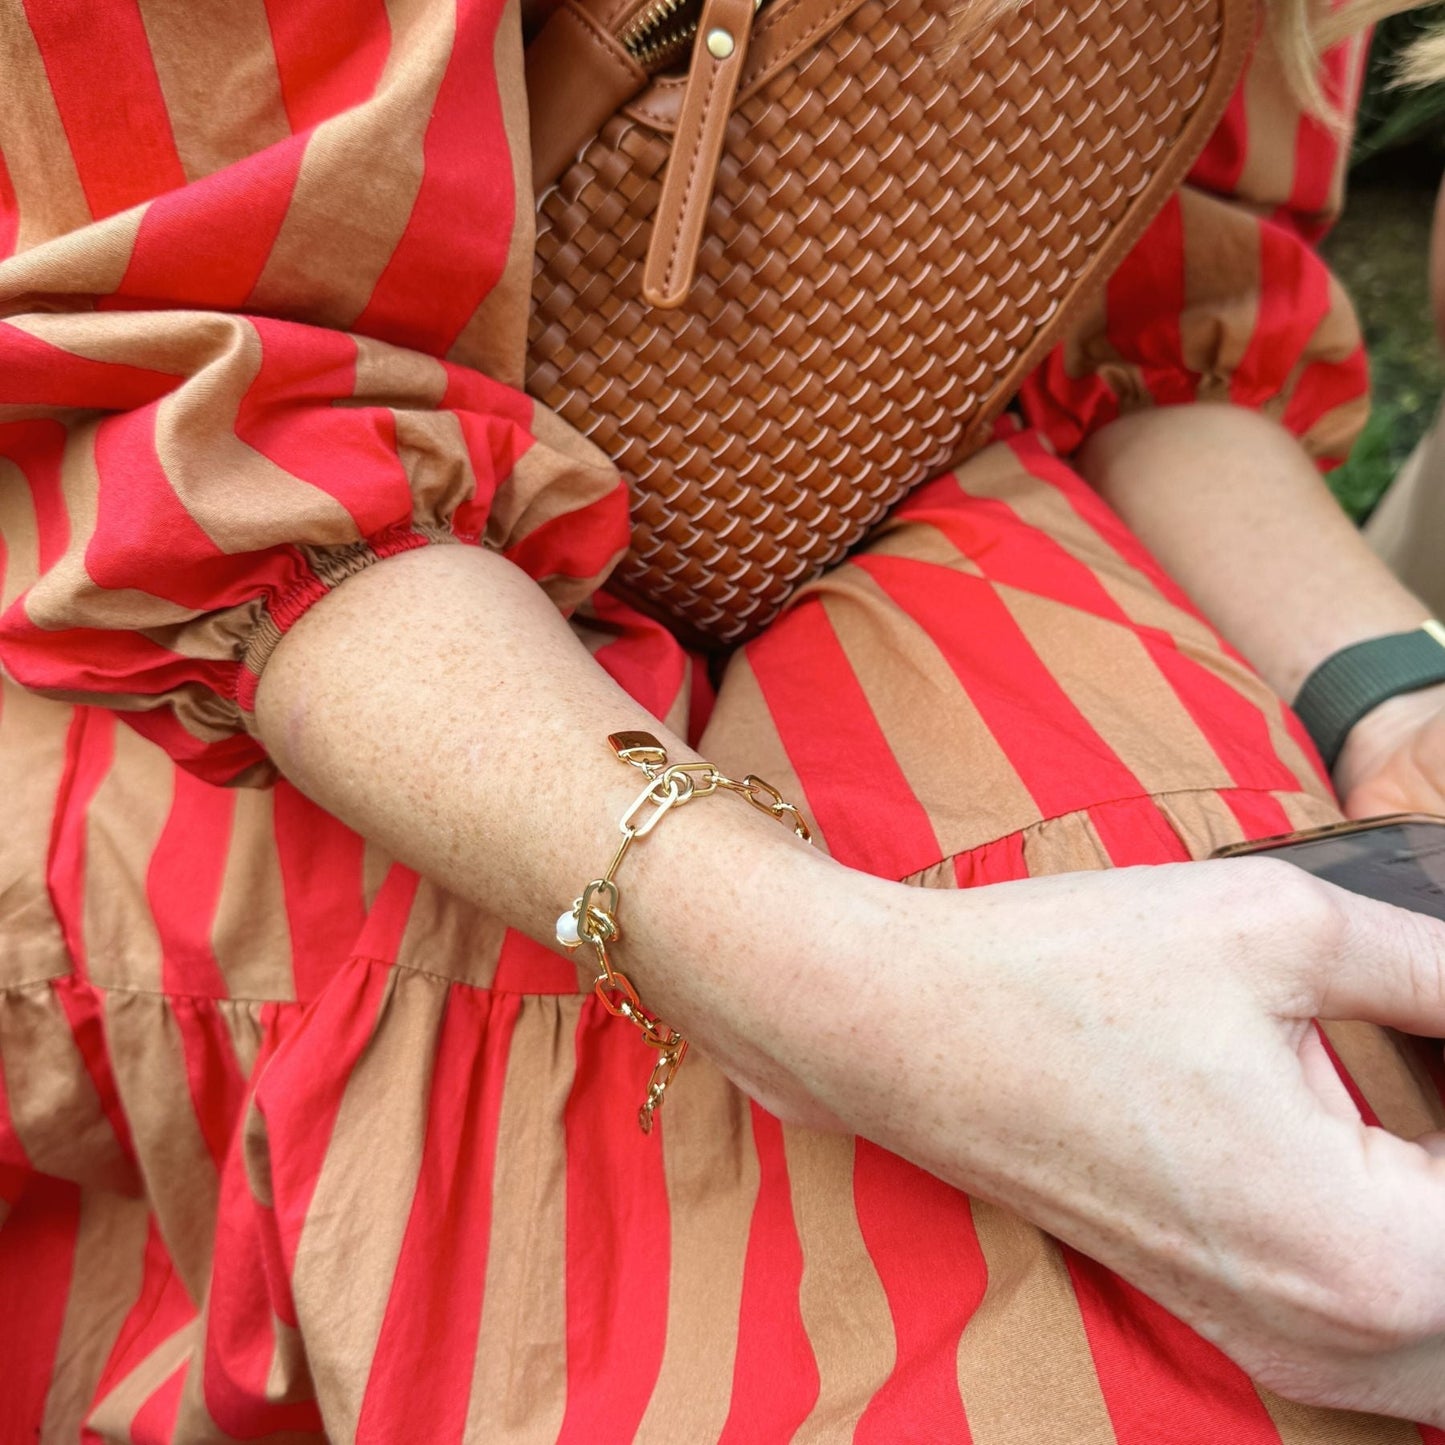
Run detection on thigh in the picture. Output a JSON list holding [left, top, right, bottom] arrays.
[[704, 431, 1337, 883]]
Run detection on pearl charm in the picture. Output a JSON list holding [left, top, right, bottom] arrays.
[[556, 908, 582, 948]]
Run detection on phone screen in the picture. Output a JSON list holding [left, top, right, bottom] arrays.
[[1223, 819, 1445, 923]]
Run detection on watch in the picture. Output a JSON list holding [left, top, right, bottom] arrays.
[[1292, 620, 1445, 773]]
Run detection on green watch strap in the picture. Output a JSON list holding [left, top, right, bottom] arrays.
[[1293, 620, 1445, 773]]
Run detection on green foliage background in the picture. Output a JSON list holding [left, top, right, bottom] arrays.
[[1324, 8, 1445, 519], [1352, 6, 1445, 166]]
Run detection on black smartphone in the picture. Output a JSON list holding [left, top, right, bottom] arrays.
[[1212, 814, 1445, 922]]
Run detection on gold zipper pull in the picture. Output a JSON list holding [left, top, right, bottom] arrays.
[[640, 0, 758, 309]]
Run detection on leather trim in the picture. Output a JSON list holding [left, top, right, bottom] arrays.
[[641, 0, 758, 306], [526, 0, 648, 194]]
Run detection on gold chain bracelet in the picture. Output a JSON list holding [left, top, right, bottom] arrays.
[[556, 730, 813, 1133]]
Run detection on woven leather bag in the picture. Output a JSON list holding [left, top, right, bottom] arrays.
[[525, 0, 1251, 645]]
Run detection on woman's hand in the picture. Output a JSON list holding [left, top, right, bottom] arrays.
[[803, 858, 1445, 1425], [1334, 682, 1445, 818]]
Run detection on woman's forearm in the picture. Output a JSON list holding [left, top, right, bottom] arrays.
[[252, 543, 883, 1118], [1076, 402, 1434, 700]]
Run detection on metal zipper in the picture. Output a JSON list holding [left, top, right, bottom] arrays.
[[618, 0, 763, 71], [618, 0, 703, 69]]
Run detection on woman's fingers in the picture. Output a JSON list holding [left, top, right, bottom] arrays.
[[1211, 857, 1445, 1035], [1298, 868, 1445, 1033]]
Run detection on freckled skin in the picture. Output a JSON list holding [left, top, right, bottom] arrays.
[[255, 402, 1445, 1422]]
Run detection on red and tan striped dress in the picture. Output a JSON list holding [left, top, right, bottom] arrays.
[[3, 2, 1442, 1441]]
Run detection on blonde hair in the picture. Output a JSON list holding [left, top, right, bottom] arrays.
[[1396, 26, 1445, 85], [949, 0, 1445, 121], [1295, 0, 1445, 118]]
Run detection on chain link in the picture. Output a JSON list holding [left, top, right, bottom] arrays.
[[556, 731, 812, 1132], [714, 774, 814, 841]]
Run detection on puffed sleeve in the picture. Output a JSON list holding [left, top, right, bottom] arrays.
[[1017, 25, 1371, 467], [0, 0, 627, 786]]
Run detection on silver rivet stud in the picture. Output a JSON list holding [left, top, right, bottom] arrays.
[[705, 26, 735, 57]]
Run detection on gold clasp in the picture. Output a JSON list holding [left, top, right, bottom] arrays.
[[577, 880, 620, 942], [658, 761, 721, 799]]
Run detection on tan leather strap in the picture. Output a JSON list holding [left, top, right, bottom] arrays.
[[641, 0, 758, 307]]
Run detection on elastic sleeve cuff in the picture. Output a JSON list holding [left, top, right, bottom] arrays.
[[1017, 190, 1369, 467], [235, 523, 459, 717]]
